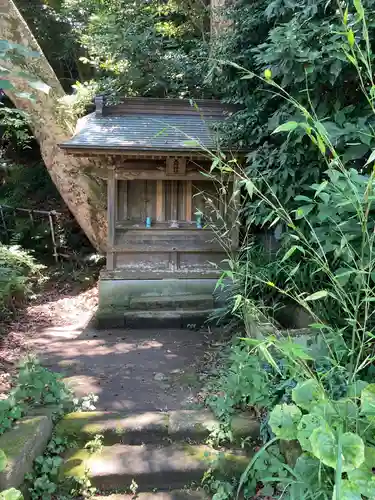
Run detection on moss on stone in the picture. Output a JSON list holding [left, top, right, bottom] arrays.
[[0, 416, 45, 460], [55, 411, 114, 442], [182, 444, 249, 475], [59, 448, 91, 481]]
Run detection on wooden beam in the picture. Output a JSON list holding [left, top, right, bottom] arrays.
[[156, 180, 164, 222], [101, 269, 222, 280], [107, 167, 116, 270], [114, 170, 215, 181], [185, 181, 192, 222], [170, 180, 178, 222]]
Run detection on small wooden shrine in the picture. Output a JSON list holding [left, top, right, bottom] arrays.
[[60, 97, 239, 326]]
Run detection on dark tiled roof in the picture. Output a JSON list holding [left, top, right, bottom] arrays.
[[61, 112, 223, 152]]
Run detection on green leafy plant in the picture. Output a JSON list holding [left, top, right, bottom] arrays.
[[0, 244, 44, 318], [14, 356, 72, 408], [199, 1, 375, 498], [84, 434, 103, 454]]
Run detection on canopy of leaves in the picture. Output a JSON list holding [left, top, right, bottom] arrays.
[[60, 0, 212, 98], [208, 0, 375, 219]]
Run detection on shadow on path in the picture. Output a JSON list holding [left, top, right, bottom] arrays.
[[28, 312, 213, 412]]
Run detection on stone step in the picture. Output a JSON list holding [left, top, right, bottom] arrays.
[[60, 443, 249, 492], [123, 309, 212, 329], [96, 490, 207, 500], [128, 294, 214, 311], [55, 409, 260, 446], [97, 309, 214, 329]]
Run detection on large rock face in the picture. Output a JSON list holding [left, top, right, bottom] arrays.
[[0, 415, 53, 489]]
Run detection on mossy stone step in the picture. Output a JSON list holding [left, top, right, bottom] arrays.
[[128, 294, 214, 311], [60, 443, 250, 492], [123, 310, 212, 329], [0, 415, 53, 490], [96, 490, 207, 500], [55, 409, 260, 446]]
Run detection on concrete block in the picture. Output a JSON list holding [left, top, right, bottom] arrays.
[[60, 444, 249, 492], [55, 411, 169, 445], [0, 416, 53, 489]]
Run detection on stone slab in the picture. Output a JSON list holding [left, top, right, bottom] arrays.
[[55, 410, 260, 446], [122, 310, 211, 330], [55, 411, 169, 445], [96, 490, 207, 500], [60, 444, 249, 492], [128, 295, 214, 311], [0, 415, 53, 489], [98, 279, 218, 311]]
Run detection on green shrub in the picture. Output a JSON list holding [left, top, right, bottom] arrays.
[[0, 244, 43, 317]]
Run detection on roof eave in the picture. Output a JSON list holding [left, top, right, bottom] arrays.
[[59, 143, 245, 156]]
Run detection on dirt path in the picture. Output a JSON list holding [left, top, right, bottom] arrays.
[[0, 279, 214, 410], [0, 281, 98, 395]]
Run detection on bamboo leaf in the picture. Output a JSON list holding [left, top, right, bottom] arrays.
[[281, 245, 305, 262], [365, 149, 375, 166], [304, 290, 329, 301], [272, 121, 299, 134], [354, 0, 365, 20]]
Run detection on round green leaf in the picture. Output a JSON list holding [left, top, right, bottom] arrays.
[[332, 480, 361, 500], [310, 399, 336, 420], [269, 404, 302, 440], [0, 488, 24, 500], [361, 383, 375, 419], [341, 433, 365, 472], [348, 446, 375, 497], [310, 425, 364, 472], [294, 453, 320, 484], [310, 423, 336, 468], [292, 379, 325, 411], [0, 450, 7, 473], [297, 414, 325, 452]]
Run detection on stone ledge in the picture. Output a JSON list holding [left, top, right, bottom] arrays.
[[0, 415, 53, 489], [60, 444, 249, 491], [55, 411, 169, 445], [96, 490, 207, 500], [55, 410, 260, 446]]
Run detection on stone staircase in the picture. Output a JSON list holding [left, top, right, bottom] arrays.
[[97, 294, 216, 329], [56, 409, 260, 498]]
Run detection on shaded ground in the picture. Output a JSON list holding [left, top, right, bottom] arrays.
[[0, 271, 215, 410], [29, 325, 212, 411], [0, 272, 98, 395]]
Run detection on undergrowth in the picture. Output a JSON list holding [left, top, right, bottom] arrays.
[[202, 1, 375, 498], [0, 244, 44, 320]]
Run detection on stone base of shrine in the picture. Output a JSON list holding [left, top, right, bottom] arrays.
[[95, 271, 228, 329]]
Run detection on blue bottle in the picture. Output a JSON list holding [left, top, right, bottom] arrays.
[[196, 215, 202, 229], [146, 217, 152, 228]]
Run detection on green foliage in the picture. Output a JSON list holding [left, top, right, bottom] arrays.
[[0, 244, 43, 319], [26, 434, 69, 500], [0, 162, 93, 258], [205, 342, 271, 423], [0, 108, 31, 153], [61, 0, 211, 98], [14, 357, 72, 408], [208, 0, 375, 222], [17, 0, 88, 90], [203, 2, 375, 498], [84, 434, 103, 454]]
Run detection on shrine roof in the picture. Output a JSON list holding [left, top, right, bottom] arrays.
[[60, 97, 240, 155]]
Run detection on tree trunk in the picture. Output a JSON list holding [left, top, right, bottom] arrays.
[[210, 0, 231, 37], [0, 0, 107, 252]]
